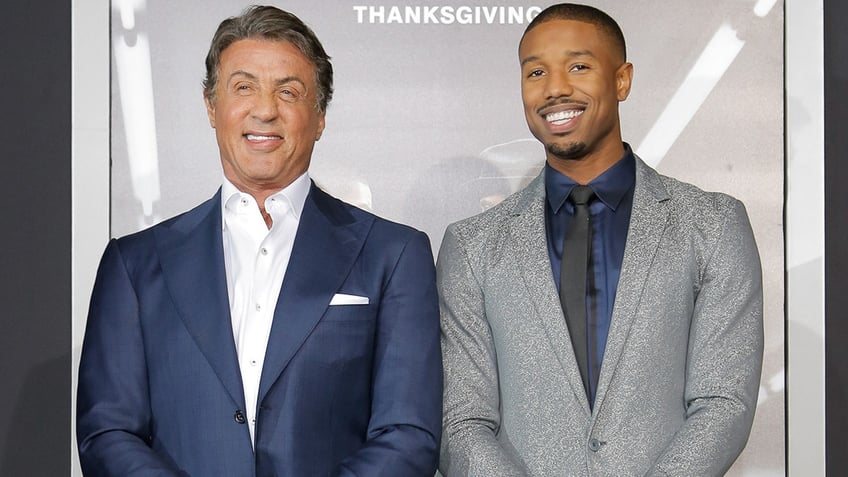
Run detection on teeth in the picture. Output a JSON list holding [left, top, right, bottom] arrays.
[[545, 110, 583, 123], [246, 134, 280, 141]]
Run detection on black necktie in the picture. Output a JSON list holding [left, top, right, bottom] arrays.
[[560, 185, 594, 402]]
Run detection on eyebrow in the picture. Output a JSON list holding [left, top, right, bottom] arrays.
[[275, 76, 307, 90], [520, 49, 595, 67], [228, 70, 258, 83]]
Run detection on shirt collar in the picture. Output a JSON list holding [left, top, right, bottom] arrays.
[[221, 172, 311, 229], [545, 143, 636, 214]]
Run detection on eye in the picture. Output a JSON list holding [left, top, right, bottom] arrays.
[[569, 64, 589, 72], [233, 82, 254, 95], [527, 69, 545, 78], [278, 86, 304, 102]]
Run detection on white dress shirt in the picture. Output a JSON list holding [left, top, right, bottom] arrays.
[[221, 173, 310, 445]]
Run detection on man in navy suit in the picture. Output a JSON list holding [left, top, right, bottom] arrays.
[[77, 6, 442, 476]]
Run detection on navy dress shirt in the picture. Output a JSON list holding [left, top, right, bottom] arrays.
[[545, 145, 635, 407]]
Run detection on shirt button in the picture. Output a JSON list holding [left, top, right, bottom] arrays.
[[261, 247, 268, 255], [234, 410, 246, 424], [588, 438, 602, 452], [250, 359, 257, 366], [255, 303, 261, 311], [240, 198, 248, 207]]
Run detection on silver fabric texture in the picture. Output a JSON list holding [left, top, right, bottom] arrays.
[[438, 157, 763, 477]]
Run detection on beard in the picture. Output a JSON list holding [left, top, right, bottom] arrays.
[[547, 140, 588, 160]]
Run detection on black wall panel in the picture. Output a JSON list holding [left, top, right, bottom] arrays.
[[0, 0, 72, 475], [825, 0, 848, 475]]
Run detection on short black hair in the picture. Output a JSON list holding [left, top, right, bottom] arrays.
[[522, 3, 627, 62]]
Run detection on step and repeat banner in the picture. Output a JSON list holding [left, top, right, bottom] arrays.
[[109, 1, 784, 474]]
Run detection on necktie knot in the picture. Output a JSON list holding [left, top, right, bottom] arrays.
[[569, 185, 594, 206]]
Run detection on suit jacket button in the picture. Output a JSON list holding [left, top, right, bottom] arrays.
[[234, 410, 246, 424], [588, 438, 602, 452]]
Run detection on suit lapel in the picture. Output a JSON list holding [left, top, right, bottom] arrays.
[[154, 191, 246, 409], [593, 158, 671, 409], [257, 184, 372, 403], [508, 174, 592, 416]]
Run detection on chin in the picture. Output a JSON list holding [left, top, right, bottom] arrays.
[[547, 141, 588, 160]]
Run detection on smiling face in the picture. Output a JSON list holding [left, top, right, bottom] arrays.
[[519, 19, 632, 182], [205, 38, 325, 197]]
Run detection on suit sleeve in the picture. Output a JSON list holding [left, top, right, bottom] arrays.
[[647, 198, 764, 476], [77, 240, 187, 476], [437, 226, 527, 477], [334, 231, 443, 477]]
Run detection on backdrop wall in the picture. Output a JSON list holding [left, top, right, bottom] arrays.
[[107, 1, 785, 475]]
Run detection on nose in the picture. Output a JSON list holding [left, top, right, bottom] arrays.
[[251, 91, 279, 122], [544, 69, 573, 99]]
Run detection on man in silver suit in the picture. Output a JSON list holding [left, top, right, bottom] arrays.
[[437, 3, 763, 476]]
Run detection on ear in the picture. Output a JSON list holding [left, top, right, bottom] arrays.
[[616, 62, 634, 101], [204, 92, 216, 128], [315, 113, 326, 141]]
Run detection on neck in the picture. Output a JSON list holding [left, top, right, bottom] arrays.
[[259, 206, 273, 229], [546, 142, 625, 185]]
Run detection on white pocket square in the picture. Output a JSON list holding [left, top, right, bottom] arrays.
[[329, 293, 369, 306]]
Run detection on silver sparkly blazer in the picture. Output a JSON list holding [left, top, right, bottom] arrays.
[[437, 157, 763, 477]]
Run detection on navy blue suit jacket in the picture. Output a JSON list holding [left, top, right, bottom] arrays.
[[77, 184, 442, 476]]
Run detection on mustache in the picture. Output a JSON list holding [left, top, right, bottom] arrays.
[[536, 97, 588, 115]]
